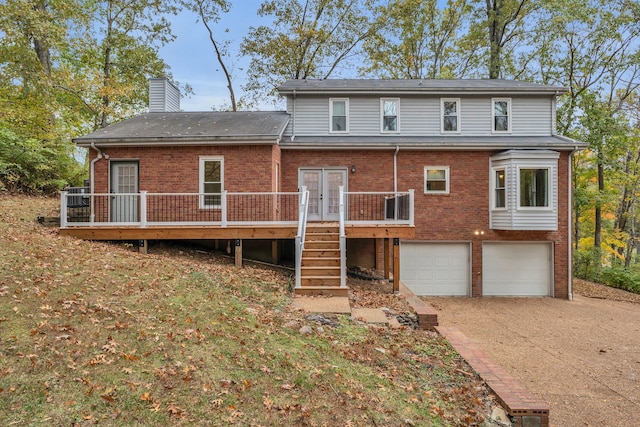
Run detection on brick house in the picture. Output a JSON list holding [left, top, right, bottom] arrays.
[[60, 78, 587, 298]]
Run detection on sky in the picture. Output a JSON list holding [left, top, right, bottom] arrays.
[[158, 3, 273, 112]]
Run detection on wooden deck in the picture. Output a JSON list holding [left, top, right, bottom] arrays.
[[59, 223, 414, 240]]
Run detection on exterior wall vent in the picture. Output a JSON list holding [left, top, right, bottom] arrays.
[[149, 78, 180, 112]]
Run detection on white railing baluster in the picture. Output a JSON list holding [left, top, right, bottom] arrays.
[[295, 186, 309, 289], [60, 191, 68, 229], [221, 190, 227, 227], [339, 186, 346, 288], [408, 189, 415, 226], [140, 191, 147, 228]]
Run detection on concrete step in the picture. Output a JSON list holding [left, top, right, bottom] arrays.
[[294, 286, 349, 297]]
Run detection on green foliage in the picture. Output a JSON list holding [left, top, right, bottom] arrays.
[[0, 128, 84, 194], [361, 0, 471, 79], [241, 0, 376, 104]]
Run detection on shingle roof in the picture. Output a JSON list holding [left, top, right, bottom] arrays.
[[73, 111, 290, 146], [278, 79, 567, 95]]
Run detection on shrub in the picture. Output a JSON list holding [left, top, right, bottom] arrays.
[[0, 128, 85, 194]]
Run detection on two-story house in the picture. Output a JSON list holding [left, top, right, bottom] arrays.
[[60, 78, 586, 299]]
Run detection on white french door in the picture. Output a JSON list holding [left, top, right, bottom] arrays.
[[299, 168, 347, 221], [110, 161, 139, 222]]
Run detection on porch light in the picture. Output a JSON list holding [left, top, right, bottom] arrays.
[[474, 230, 485, 236], [351, 165, 356, 173]]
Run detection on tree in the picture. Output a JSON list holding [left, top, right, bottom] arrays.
[[180, 0, 239, 111], [241, 0, 378, 104], [361, 0, 471, 79]]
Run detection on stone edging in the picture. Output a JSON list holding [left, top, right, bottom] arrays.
[[399, 284, 550, 427]]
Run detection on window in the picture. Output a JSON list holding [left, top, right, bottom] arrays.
[[199, 156, 223, 208], [441, 98, 460, 132], [424, 167, 450, 194], [494, 169, 506, 208], [492, 98, 511, 132], [330, 98, 348, 132], [381, 98, 399, 132], [519, 168, 548, 207]]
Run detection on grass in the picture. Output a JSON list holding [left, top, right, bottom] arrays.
[[0, 195, 495, 426]]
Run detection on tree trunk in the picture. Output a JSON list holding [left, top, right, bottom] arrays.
[[594, 161, 604, 260], [32, 1, 52, 76]]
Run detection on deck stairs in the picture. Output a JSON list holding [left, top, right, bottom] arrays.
[[296, 223, 348, 296]]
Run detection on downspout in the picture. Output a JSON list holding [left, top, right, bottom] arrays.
[[89, 142, 107, 222], [291, 90, 296, 141], [568, 146, 579, 301], [393, 146, 400, 193]]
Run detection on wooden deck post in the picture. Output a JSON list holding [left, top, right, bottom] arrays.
[[139, 240, 148, 254], [384, 238, 390, 279], [393, 238, 400, 293], [234, 239, 242, 267], [271, 239, 279, 264]]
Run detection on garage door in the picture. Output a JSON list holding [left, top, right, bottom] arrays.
[[483, 243, 551, 296], [400, 242, 470, 296]]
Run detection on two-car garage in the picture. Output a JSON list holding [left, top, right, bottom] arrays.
[[400, 241, 552, 297]]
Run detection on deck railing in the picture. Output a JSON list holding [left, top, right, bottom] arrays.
[[60, 189, 415, 228], [294, 187, 309, 289], [343, 190, 414, 226], [60, 191, 302, 228]]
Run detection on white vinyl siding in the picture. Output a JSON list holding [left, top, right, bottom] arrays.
[[285, 95, 554, 137], [483, 242, 552, 296], [490, 150, 559, 230]]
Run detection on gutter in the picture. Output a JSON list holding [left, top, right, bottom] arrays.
[[89, 142, 108, 222]]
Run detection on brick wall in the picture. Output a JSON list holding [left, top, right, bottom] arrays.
[[90, 145, 277, 194], [90, 145, 571, 298], [282, 148, 571, 298]]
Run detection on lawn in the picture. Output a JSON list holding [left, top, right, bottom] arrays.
[[0, 195, 496, 426]]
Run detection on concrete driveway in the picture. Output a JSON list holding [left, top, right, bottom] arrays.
[[430, 295, 640, 427]]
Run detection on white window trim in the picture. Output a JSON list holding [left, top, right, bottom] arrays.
[[491, 167, 507, 210], [492, 98, 512, 134], [516, 165, 553, 211], [424, 166, 450, 194], [380, 98, 400, 133], [329, 98, 349, 133], [440, 98, 461, 133], [199, 156, 224, 209]]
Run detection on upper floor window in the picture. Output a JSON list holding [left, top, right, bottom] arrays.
[[424, 166, 450, 194], [199, 156, 223, 208], [519, 168, 549, 208], [494, 168, 506, 208], [492, 98, 511, 133], [330, 98, 348, 132], [381, 98, 399, 132], [441, 98, 460, 133]]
